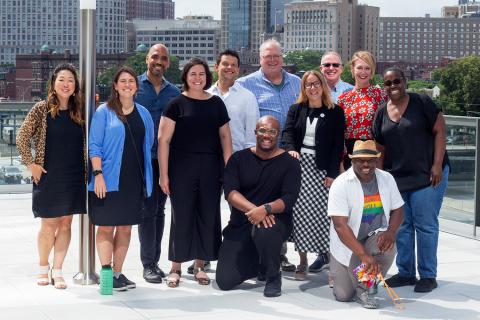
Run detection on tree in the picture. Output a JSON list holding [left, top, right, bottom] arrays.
[[284, 50, 323, 73], [433, 55, 480, 115]]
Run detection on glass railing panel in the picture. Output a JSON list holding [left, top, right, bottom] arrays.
[[442, 116, 477, 228]]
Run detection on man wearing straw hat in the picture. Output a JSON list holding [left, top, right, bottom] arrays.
[[327, 140, 404, 309]]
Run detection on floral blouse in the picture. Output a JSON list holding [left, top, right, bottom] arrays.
[[337, 85, 388, 140]]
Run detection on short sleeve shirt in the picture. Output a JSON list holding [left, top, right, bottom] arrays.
[[163, 94, 230, 154], [338, 85, 388, 140]]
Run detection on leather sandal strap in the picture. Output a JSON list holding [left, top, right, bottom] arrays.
[[51, 269, 64, 278], [168, 269, 181, 276]]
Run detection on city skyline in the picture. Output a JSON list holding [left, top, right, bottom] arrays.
[[175, 0, 458, 20]]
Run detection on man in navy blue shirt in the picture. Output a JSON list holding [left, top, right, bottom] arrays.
[[136, 43, 180, 283]]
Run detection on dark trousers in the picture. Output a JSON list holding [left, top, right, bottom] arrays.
[[216, 218, 292, 291], [138, 158, 167, 267]]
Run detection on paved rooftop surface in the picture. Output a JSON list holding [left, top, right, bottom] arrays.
[[1, 193, 480, 320]]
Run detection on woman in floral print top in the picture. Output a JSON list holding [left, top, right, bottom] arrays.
[[337, 50, 387, 169]]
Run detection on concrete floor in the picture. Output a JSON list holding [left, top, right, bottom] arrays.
[[1, 193, 480, 320]]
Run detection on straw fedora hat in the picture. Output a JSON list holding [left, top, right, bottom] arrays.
[[348, 140, 381, 159]]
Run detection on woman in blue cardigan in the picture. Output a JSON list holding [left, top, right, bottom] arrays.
[[89, 66, 154, 291]]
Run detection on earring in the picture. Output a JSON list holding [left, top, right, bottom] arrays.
[[72, 93, 75, 97]]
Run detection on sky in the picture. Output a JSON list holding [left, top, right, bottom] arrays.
[[175, 0, 458, 20]]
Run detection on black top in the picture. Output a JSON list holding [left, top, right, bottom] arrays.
[[281, 102, 345, 178], [43, 109, 84, 191], [163, 94, 230, 154], [373, 93, 449, 192], [223, 148, 301, 227], [123, 106, 145, 188]]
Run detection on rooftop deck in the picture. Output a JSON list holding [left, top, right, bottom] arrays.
[[1, 193, 480, 320]]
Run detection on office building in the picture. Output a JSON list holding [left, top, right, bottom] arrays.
[[0, 0, 126, 65], [126, 0, 174, 20], [220, 0, 294, 53], [133, 16, 220, 66], [283, 0, 379, 62]]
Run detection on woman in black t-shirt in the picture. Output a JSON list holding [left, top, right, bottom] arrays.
[[158, 58, 232, 287], [373, 67, 449, 293]]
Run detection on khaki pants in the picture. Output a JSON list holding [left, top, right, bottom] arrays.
[[330, 232, 396, 302]]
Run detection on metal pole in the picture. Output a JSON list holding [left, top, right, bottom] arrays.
[[74, 0, 98, 285], [474, 118, 480, 237]]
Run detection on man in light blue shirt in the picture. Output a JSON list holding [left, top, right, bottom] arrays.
[[320, 51, 354, 103], [207, 49, 259, 153], [236, 39, 300, 134], [237, 39, 300, 272]]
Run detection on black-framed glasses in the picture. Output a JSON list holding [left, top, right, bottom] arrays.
[[255, 127, 279, 136], [321, 63, 341, 68], [352, 158, 378, 165], [383, 78, 403, 87], [304, 81, 322, 89]]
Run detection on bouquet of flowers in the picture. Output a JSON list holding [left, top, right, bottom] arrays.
[[353, 263, 405, 309]]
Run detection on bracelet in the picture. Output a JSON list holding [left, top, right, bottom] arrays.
[[93, 169, 103, 176]]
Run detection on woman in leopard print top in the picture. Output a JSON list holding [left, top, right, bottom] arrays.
[[16, 63, 86, 290]]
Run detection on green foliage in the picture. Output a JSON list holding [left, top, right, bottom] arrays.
[[284, 50, 323, 73], [340, 63, 354, 85], [407, 80, 435, 90], [433, 55, 480, 115], [164, 56, 181, 84], [96, 53, 182, 99], [125, 52, 147, 76]]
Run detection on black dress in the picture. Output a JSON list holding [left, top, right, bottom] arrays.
[[162, 94, 230, 263], [89, 107, 145, 226], [32, 109, 86, 218]]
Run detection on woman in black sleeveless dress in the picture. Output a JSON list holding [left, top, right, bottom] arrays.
[[17, 63, 85, 289], [89, 67, 154, 291]]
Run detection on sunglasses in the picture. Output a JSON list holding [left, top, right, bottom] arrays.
[[321, 63, 341, 68], [383, 78, 403, 87], [255, 128, 279, 136]]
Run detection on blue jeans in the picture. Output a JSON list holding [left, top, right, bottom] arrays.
[[396, 165, 449, 279]]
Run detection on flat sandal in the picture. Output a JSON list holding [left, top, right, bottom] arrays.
[[37, 264, 50, 286], [166, 269, 181, 288], [51, 268, 67, 289], [193, 267, 211, 285]]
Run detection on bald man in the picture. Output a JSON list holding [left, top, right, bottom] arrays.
[[216, 116, 301, 297], [136, 43, 180, 284]]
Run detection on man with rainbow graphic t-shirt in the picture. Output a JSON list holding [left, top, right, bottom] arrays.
[[327, 140, 404, 309]]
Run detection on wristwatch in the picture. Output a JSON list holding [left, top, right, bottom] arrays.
[[93, 169, 103, 176], [263, 203, 272, 215]]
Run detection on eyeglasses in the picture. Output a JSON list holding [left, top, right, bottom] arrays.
[[304, 81, 322, 89], [321, 63, 341, 68], [255, 127, 279, 136], [383, 78, 403, 87], [261, 54, 282, 61]]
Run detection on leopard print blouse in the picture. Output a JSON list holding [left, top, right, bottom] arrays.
[[16, 100, 87, 177]]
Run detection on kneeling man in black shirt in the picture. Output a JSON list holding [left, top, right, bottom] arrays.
[[216, 116, 301, 297]]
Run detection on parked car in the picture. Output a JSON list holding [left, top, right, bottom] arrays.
[[1, 166, 23, 184]]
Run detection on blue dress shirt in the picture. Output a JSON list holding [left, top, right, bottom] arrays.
[[136, 72, 180, 159], [88, 103, 155, 196], [330, 80, 354, 103], [236, 69, 301, 132]]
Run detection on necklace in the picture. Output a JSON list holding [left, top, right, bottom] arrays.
[[122, 105, 134, 114]]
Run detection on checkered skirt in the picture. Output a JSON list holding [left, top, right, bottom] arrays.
[[289, 152, 330, 253]]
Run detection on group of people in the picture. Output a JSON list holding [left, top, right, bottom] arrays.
[[16, 38, 449, 309]]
